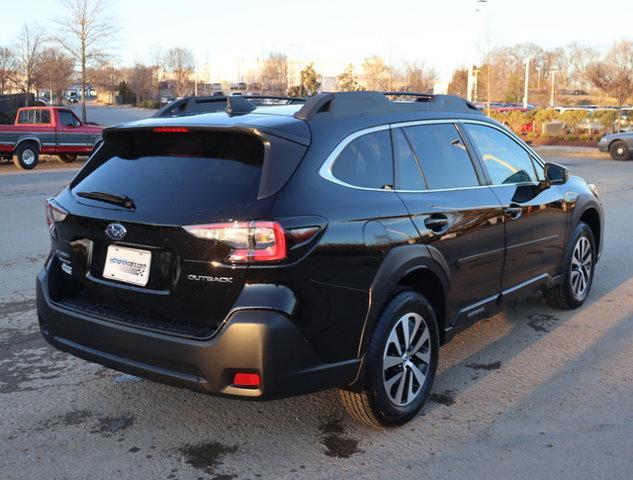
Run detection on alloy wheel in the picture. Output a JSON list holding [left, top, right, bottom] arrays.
[[382, 312, 431, 406], [570, 236, 592, 299]]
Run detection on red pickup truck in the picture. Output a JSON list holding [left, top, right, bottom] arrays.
[[0, 107, 103, 169]]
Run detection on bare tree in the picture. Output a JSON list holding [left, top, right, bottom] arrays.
[[35, 48, 75, 105], [55, 0, 118, 122], [164, 47, 194, 97], [401, 61, 437, 92], [88, 61, 120, 103], [563, 43, 598, 90], [0, 47, 17, 95], [11, 24, 45, 104], [126, 63, 155, 105], [260, 52, 288, 95], [361, 56, 393, 91], [588, 40, 633, 126]]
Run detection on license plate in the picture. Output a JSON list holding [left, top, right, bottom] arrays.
[[103, 245, 152, 286]]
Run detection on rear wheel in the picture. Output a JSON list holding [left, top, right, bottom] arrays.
[[609, 140, 630, 160], [13, 142, 39, 170], [58, 154, 78, 163], [544, 222, 595, 309], [340, 290, 439, 428]]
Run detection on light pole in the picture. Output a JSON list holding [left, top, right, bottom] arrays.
[[536, 66, 542, 91], [467, 65, 474, 102], [523, 57, 530, 108], [548, 69, 558, 107], [469, 0, 488, 102]]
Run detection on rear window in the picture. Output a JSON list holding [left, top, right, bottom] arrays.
[[72, 131, 264, 214], [17, 109, 50, 124]]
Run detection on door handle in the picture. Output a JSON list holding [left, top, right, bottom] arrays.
[[424, 215, 450, 233], [504, 203, 523, 220]]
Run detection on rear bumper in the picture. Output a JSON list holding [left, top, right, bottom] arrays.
[[36, 268, 360, 399]]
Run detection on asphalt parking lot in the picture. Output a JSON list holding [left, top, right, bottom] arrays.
[[1, 148, 632, 480]]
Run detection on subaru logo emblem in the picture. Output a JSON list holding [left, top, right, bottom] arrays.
[[105, 223, 127, 241]]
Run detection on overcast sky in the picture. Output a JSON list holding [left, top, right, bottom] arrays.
[[1, 0, 630, 82]]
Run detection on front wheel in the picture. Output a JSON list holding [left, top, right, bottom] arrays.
[[544, 222, 596, 309], [12, 143, 39, 170], [609, 140, 630, 160], [339, 290, 439, 428], [58, 154, 78, 163]]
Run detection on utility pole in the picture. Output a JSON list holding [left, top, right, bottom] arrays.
[[194, 60, 198, 96], [523, 57, 530, 108], [467, 65, 474, 102], [549, 69, 558, 107]]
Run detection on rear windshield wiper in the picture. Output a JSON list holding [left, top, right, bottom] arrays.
[[76, 191, 136, 210]]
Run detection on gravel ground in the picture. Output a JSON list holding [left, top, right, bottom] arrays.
[[1, 149, 632, 480]]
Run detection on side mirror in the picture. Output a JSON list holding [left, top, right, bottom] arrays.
[[544, 162, 569, 186]]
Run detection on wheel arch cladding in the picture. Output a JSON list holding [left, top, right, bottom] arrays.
[[15, 137, 41, 151], [579, 206, 601, 252], [395, 268, 447, 343], [358, 244, 450, 356]]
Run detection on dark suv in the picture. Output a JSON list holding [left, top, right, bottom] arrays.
[[37, 92, 603, 427]]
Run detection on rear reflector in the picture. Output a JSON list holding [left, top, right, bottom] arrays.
[[152, 127, 190, 133], [233, 373, 261, 388], [184, 221, 286, 264]]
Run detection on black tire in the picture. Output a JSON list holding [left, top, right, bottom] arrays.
[[339, 290, 439, 428], [12, 142, 39, 170], [609, 140, 631, 161], [544, 222, 596, 310], [58, 154, 78, 163]]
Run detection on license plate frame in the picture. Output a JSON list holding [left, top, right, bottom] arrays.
[[103, 245, 152, 287]]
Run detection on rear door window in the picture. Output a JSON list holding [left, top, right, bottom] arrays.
[[464, 124, 538, 185], [72, 131, 265, 214], [331, 130, 393, 189], [403, 123, 480, 190], [393, 128, 426, 190]]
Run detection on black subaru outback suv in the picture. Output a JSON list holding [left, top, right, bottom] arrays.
[[37, 92, 603, 427]]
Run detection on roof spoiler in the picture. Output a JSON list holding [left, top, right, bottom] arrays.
[[293, 91, 482, 121]]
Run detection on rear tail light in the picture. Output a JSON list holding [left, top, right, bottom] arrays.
[[184, 221, 286, 264], [46, 198, 68, 240]]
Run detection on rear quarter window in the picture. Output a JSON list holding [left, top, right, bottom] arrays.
[[331, 129, 393, 189]]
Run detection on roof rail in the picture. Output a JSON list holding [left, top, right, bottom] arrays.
[[153, 94, 306, 118], [293, 91, 482, 121]]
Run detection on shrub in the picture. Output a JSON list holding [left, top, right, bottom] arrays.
[[593, 110, 618, 133], [559, 110, 589, 132], [138, 99, 159, 109]]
